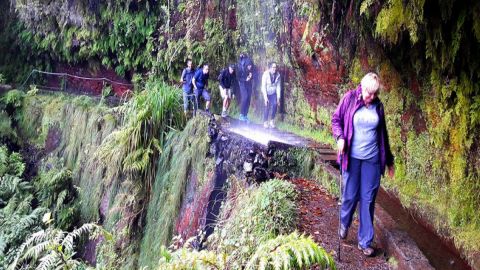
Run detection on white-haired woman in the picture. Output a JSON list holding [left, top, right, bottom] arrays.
[[331, 72, 395, 256]]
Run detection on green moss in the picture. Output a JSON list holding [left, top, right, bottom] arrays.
[[349, 57, 364, 85], [374, 0, 425, 44]]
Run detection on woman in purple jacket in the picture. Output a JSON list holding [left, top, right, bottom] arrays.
[[331, 72, 394, 256]]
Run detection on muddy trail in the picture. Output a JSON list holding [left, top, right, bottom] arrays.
[[291, 178, 391, 270]]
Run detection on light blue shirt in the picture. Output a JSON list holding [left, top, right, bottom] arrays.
[[350, 104, 379, 160]]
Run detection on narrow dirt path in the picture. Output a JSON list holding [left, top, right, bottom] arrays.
[[291, 178, 392, 270]]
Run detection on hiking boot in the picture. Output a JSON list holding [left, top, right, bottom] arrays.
[[338, 224, 348, 239], [239, 114, 246, 122], [221, 110, 228, 118], [263, 121, 269, 128], [269, 120, 275, 128], [357, 244, 375, 257]]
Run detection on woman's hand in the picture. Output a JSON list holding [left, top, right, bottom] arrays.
[[337, 139, 345, 155], [387, 165, 395, 178]]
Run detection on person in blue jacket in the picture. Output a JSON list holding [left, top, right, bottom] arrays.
[[192, 64, 211, 113], [180, 59, 195, 115]]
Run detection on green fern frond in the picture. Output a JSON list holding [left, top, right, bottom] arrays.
[[11, 223, 102, 269], [246, 232, 336, 270], [37, 252, 60, 270], [15, 194, 35, 215], [62, 223, 99, 253], [0, 175, 26, 198], [55, 190, 68, 211], [12, 229, 47, 267], [23, 240, 50, 262]]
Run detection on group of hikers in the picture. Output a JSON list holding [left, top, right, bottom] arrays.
[[180, 53, 281, 128], [182, 56, 395, 257]]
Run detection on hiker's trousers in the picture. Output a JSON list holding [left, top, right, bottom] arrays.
[[239, 81, 252, 116], [341, 154, 381, 248], [263, 93, 278, 121]]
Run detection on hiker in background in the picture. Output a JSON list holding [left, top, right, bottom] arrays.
[[192, 63, 211, 113], [261, 62, 281, 128], [331, 72, 395, 257], [180, 59, 195, 116], [237, 53, 254, 122], [218, 64, 236, 117]]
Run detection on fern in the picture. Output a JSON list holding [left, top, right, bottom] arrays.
[[246, 232, 336, 270], [10, 223, 101, 270], [157, 245, 227, 270], [36, 253, 60, 270], [0, 175, 28, 198], [34, 166, 79, 229], [0, 146, 25, 178]]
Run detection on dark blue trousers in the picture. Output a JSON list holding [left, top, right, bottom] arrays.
[[239, 81, 252, 116], [263, 93, 277, 121], [341, 154, 381, 248]]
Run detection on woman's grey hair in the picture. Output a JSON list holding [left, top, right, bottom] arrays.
[[361, 72, 380, 94]]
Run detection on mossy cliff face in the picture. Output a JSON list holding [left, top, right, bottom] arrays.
[[12, 92, 205, 268], [18, 94, 119, 223]]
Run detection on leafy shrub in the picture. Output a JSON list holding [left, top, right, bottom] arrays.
[[97, 78, 184, 180], [0, 146, 25, 177], [208, 179, 298, 267], [0, 111, 15, 141], [158, 246, 227, 270], [0, 90, 25, 109]]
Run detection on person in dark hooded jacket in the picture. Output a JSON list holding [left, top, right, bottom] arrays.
[[236, 53, 254, 122]]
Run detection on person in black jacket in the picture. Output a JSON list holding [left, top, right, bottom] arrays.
[[236, 54, 254, 122], [218, 64, 236, 117]]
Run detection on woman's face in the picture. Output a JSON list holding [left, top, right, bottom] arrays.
[[362, 88, 377, 105], [270, 64, 277, 73]]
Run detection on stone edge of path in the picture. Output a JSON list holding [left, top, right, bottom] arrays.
[[374, 205, 435, 270]]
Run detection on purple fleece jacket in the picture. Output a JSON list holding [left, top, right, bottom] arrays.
[[331, 85, 394, 175]]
